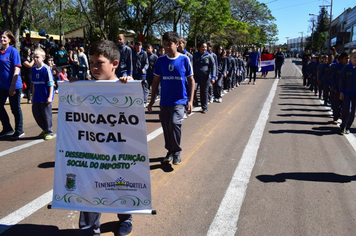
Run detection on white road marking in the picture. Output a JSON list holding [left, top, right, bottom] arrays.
[[0, 105, 205, 233], [0, 190, 53, 233], [207, 78, 279, 236], [0, 140, 44, 157]]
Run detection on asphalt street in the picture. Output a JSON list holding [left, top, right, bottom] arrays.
[[1, 59, 356, 236]]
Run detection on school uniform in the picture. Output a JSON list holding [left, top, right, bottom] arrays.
[[193, 52, 215, 111], [116, 43, 133, 77], [146, 52, 158, 90], [132, 49, 149, 103], [329, 62, 343, 121], [274, 51, 284, 78], [214, 55, 227, 100], [154, 54, 193, 156], [339, 62, 356, 131], [208, 51, 218, 102]]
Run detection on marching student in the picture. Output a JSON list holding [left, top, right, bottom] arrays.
[[31, 48, 55, 140], [317, 55, 327, 100], [193, 42, 215, 113], [76, 40, 134, 236], [147, 31, 195, 165], [339, 50, 356, 134], [207, 43, 217, 103], [225, 50, 234, 91], [322, 55, 334, 105], [214, 46, 226, 103], [145, 44, 158, 91], [330, 52, 348, 123], [115, 34, 133, 78], [132, 41, 149, 106]]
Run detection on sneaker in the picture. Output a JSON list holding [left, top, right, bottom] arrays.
[[253, 82, 256, 85], [44, 134, 54, 140], [162, 153, 173, 163], [248, 82, 251, 84], [118, 221, 132, 236], [213, 98, 218, 103], [55, 90, 59, 94], [11, 131, 25, 139], [340, 127, 346, 135], [38, 130, 46, 138], [173, 155, 181, 165], [0, 128, 14, 138], [279, 77, 282, 79], [345, 129, 350, 134], [27, 100, 32, 104], [218, 98, 222, 103], [201, 109, 208, 114], [209, 98, 214, 103]]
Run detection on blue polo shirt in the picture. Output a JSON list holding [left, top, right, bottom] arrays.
[[0, 45, 22, 90], [32, 64, 54, 103], [249, 51, 261, 67], [154, 54, 193, 106]]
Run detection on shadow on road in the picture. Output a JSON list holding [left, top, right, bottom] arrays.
[[0, 221, 118, 236], [256, 172, 356, 183]]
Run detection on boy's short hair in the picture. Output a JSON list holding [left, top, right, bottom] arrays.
[[162, 31, 180, 44], [197, 42, 206, 48], [135, 41, 142, 46], [179, 37, 186, 45], [34, 48, 46, 57], [146, 44, 152, 50], [89, 40, 120, 63], [351, 49, 356, 55], [117, 34, 125, 38], [339, 52, 349, 60], [207, 43, 213, 48]]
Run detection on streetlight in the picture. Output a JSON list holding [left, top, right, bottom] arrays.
[[320, 0, 333, 53], [309, 13, 317, 53]]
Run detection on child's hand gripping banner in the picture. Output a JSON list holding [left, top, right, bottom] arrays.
[[52, 81, 152, 214]]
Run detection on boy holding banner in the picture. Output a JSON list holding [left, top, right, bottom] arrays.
[[76, 40, 134, 236], [147, 31, 195, 165]]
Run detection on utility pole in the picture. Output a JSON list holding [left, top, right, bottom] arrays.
[[309, 13, 317, 53], [321, 0, 333, 53], [286, 37, 290, 51]]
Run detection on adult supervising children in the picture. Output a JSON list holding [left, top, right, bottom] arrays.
[[147, 31, 195, 165], [247, 46, 260, 85], [0, 30, 25, 139], [274, 48, 285, 79]]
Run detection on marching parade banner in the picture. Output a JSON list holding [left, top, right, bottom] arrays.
[[52, 81, 152, 214], [260, 53, 275, 72]]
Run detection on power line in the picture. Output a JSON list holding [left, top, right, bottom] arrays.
[[271, 0, 320, 11]]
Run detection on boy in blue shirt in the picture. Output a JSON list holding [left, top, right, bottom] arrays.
[[31, 48, 55, 140], [147, 31, 195, 165], [339, 50, 356, 134]]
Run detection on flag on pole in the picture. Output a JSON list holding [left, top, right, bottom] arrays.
[[260, 53, 275, 72]]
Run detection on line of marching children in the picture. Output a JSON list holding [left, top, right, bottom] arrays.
[[302, 49, 356, 134]]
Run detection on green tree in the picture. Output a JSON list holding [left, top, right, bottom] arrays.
[[0, 0, 28, 48]]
